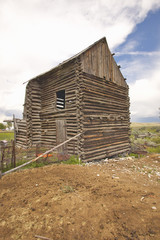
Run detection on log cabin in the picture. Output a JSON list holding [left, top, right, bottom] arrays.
[[15, 37, 130, 162]]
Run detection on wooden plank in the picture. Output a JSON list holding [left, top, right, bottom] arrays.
[[56, 119, 67, 153]]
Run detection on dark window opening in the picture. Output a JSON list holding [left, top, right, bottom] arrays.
[[56, 90, 65, 109]]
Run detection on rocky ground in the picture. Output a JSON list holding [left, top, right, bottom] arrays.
[[0, 154, 160, 240]]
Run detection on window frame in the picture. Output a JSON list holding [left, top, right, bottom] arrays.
[[56, 90, 65, 110]]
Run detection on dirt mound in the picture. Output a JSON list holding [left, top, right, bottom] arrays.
[[0, 154, 160, 240]]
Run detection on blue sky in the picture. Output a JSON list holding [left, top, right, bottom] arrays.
[[115, 8, 160, 122], [117, 9, 160, 53], [115, 8, 160, 77], [0, 0, 160, 123]]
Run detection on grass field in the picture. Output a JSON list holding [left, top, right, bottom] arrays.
[[0, 131, 14, 141], [131, 122, 160, 134]]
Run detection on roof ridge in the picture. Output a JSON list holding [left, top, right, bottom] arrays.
[[23, 37, 107, 84]]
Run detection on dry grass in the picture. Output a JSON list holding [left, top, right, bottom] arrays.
[[131, 122, 160, 128]]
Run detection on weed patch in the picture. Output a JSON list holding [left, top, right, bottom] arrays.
[[61, 155, 81, 165], [61, 185, 74, 193], [129, 153, 142, 158]]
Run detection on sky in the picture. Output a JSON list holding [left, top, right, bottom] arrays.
[[0, 0, 160, 123]]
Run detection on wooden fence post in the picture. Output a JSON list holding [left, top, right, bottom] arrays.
[[13, 114, 18, 144], [0, 145, 2, 170], [11, 141, 13, 168], [36, 144, 38, 157], [11, 140, 16, 168], [1, 146, 5, 172]]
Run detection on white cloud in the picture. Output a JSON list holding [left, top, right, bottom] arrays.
[[118, 48, 160, 122], [129, 60, 160, 121], [0, 0, 160, 122], [117, 51, 160, 56]]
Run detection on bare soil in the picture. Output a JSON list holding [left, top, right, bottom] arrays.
[[0, 154, 160, 240]]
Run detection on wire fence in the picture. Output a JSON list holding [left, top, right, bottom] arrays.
[[0, 139, 78, 174]]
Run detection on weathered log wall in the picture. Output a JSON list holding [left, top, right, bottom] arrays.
[[25, 80, 42, 146], [80, 72, 130, 162], [15, 37, 130, 162], [15, 119, 27, 148], [38, 59, 81, 155], [16, 59, 82, 155], [80, 38, 127, 87]]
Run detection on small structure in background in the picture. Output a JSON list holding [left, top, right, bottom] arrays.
[[0, 140, 16, 172], [14, 37, 130, 162], [0, 140, 8, 147]]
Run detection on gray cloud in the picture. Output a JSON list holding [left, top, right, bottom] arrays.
[[0, 107, 22, 120]]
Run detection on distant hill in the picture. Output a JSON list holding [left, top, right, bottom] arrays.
[[131, 122, 160, 128]]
